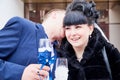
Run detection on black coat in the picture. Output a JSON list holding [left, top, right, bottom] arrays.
[[61, 28, 120, 80]]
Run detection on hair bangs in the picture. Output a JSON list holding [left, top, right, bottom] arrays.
[[63, 11, 88, 27]]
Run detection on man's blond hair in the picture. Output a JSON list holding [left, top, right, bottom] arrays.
[[42, 9, 65, 22]]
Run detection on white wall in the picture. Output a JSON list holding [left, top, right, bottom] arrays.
[[0, 0, 24, 29], [109, 5, 120, 51]]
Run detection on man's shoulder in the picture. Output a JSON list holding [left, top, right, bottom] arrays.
[[8, 16, 32, 24], [4, 16, 36, 28]]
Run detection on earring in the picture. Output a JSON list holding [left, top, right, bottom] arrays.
[[89, 34, 92, 38]]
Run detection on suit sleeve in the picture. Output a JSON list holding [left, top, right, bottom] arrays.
[[0, 17, 26, 80]]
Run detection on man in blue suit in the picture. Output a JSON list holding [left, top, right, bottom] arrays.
[[0, 9, 65, 80]]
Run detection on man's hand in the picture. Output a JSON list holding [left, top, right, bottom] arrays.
[[21, 64, 50, 80]]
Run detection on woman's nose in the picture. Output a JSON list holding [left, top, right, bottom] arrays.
[[70, 28, 77, 35]]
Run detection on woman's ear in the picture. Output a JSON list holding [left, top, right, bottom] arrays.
[[89, 25, 94, 35]]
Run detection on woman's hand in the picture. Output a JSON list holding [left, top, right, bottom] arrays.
[[21, 64, 50, 80]]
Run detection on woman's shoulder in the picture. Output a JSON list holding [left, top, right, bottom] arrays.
[[105, 42, 120, 59]]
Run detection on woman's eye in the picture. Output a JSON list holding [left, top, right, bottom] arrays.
[[65, 27, 70, 30], [76, 26, 81, 29]]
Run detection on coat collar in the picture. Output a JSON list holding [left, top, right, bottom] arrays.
[[82, 28, 106, 62]]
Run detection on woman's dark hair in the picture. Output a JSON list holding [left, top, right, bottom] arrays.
[[63, 0, 99, 27]]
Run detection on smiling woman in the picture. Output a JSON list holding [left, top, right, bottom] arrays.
[[60, 0, 120, 80]]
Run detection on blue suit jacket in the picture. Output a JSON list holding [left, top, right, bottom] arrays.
[[0, 17, 47, 80]]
